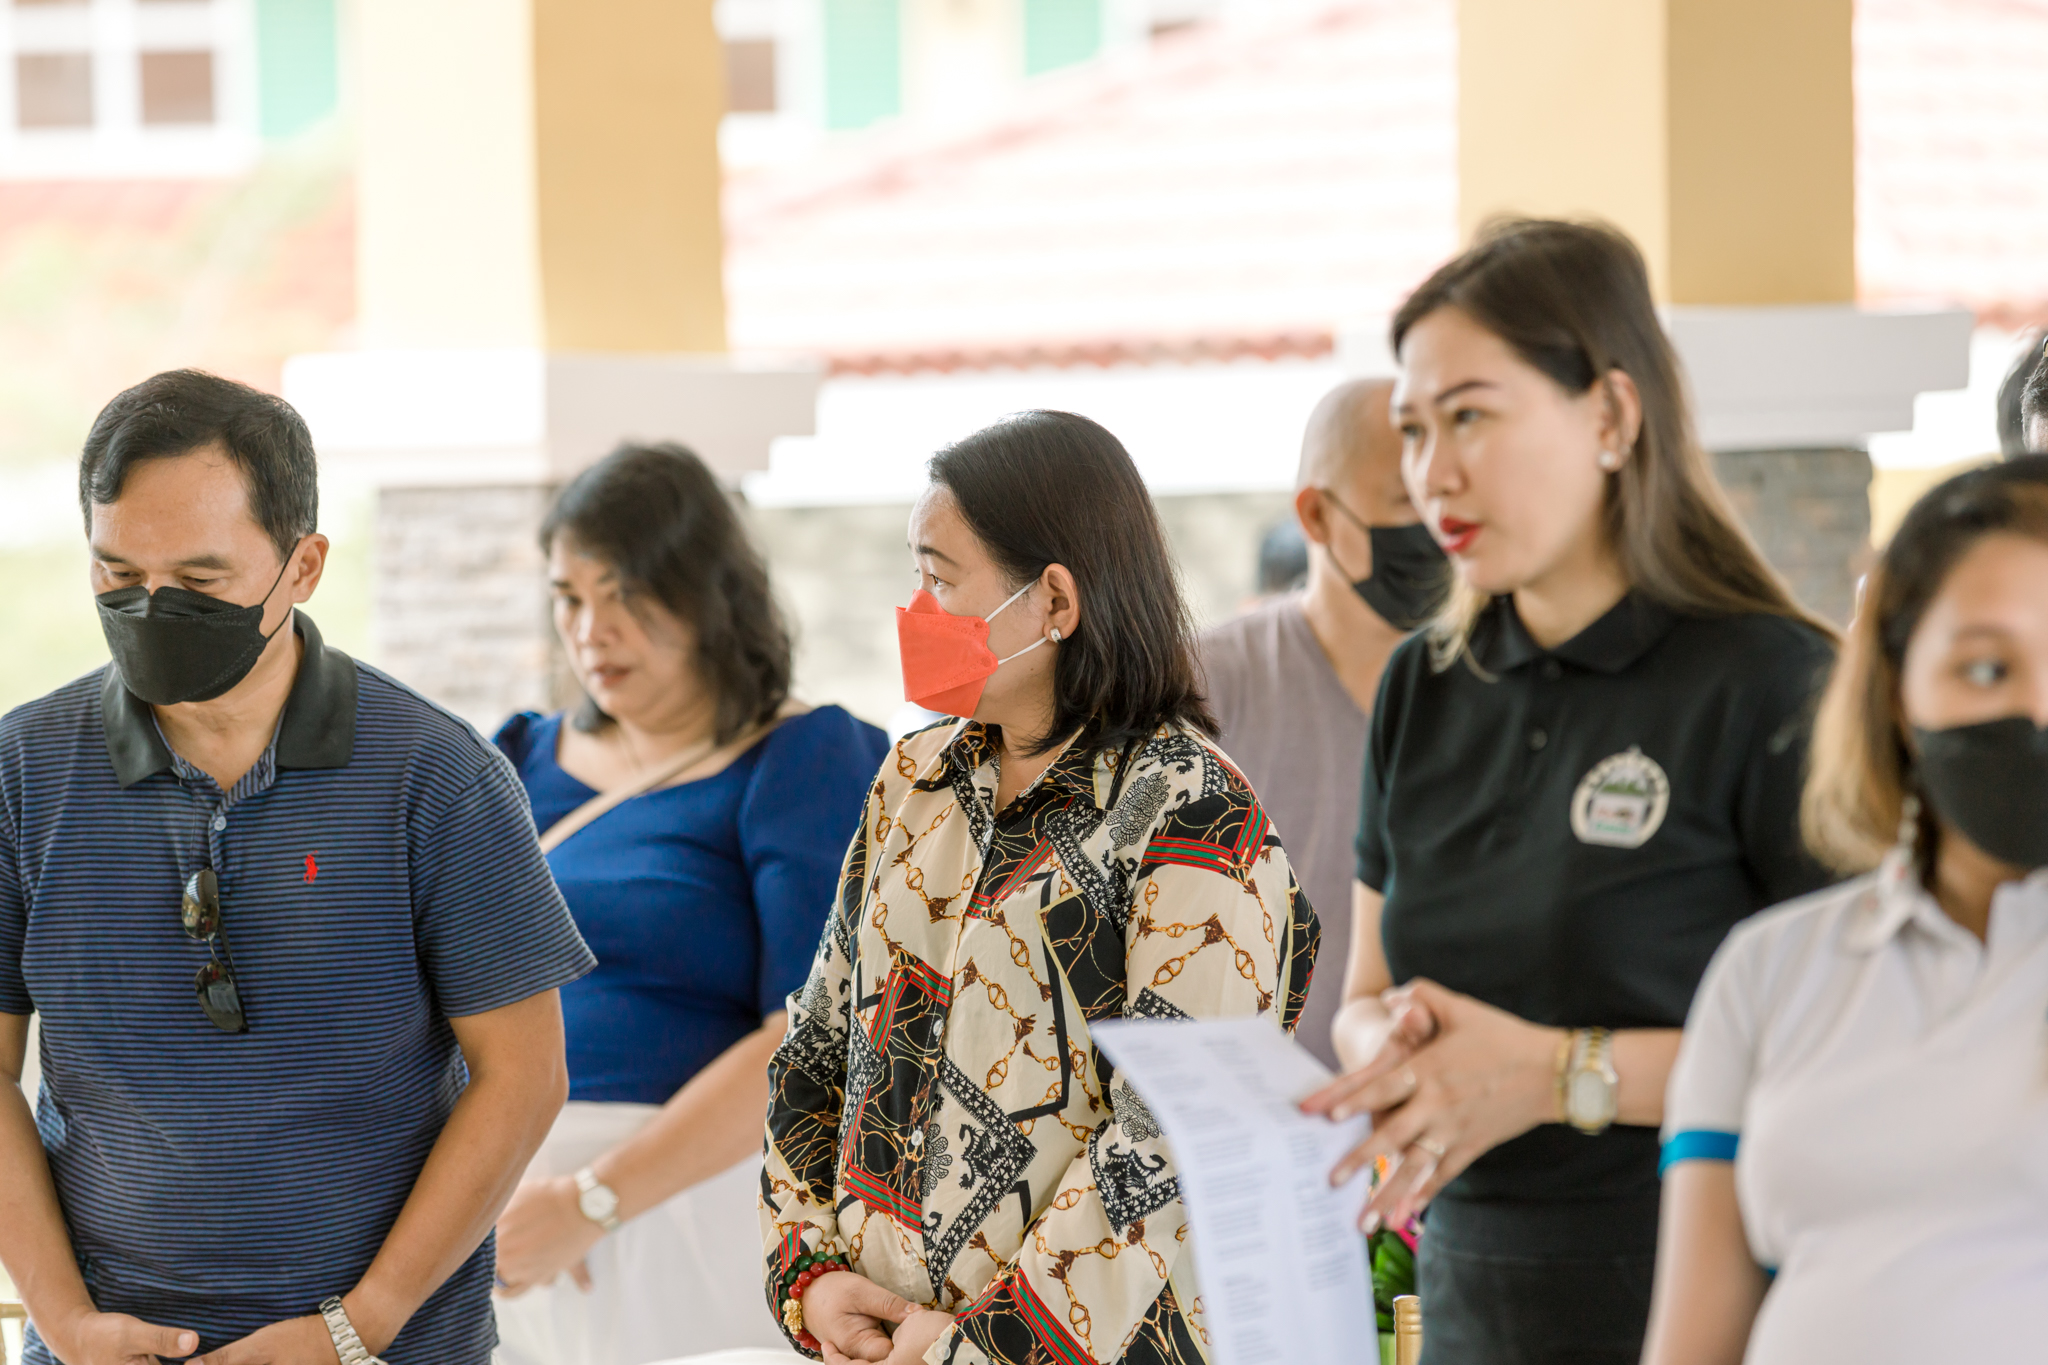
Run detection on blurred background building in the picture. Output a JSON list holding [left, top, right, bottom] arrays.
[[0, 0, 337, 176], [2, 0, 2046, 731]]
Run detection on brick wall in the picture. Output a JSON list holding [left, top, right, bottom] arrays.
[[373, 484, 562, 730], [1710, 447, 1872, 625]]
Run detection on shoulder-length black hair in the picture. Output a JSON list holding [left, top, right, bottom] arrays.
[[928, 410, 1215, 757], [541, 442, 791, 742]]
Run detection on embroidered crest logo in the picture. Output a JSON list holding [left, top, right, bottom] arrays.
[[1570, 747, 1670, 849]]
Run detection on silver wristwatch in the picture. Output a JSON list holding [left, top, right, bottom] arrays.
[[319, 1296, 387, 1365], [575, 1165, 622, 1231]]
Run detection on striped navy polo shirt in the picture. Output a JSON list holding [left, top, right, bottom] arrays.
[[0, 612, 595, 1365]]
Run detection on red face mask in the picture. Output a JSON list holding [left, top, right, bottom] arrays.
[[896, 582, 1048, 717]]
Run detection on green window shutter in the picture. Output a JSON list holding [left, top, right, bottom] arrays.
[[822, 0, 901, 131], [254, 0, 339, 140], [1024, 0, 1101, 76]]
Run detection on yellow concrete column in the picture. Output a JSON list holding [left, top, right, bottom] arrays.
[[302, 2, 812, 728], [356, 0, 728, 352], [1457, 0, 1854, 304], [533, 0, 729, 352], [356, 0, 543, 348]]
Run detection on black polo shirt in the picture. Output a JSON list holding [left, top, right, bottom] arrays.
[[1356, 593, 1836, 1242]]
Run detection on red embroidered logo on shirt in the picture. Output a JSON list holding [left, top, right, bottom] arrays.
[[304, 853, 318, 883]]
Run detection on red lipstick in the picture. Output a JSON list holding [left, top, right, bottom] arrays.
[[1438, 517, 1480, 555]]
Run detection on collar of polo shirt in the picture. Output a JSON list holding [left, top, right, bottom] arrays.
[[1469, 592, 1679, 676], [100, 610, 359, 788], [1845, 848, 2048, 955]]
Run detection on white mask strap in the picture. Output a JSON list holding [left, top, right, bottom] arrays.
[[984, 580, 1036, 623], [987, 580, 1050, 666], [995, 635, 1049, 667]]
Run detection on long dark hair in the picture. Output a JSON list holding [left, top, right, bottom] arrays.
[[1804, 456, 2048, 872], [1391, 218, 1832, 668], [541, 443, 791, 742], [928, 410, 1215, 757]]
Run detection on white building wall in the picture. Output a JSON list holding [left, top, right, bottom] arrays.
[[0, 0, 258, 179]]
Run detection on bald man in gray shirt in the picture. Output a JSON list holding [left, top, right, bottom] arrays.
[[1198, 378, 1446, 1066]]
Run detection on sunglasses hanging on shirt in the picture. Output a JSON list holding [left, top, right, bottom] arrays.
[[182, 867, 248, 1033]]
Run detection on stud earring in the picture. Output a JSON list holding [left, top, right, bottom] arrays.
[[1598, 449, 1621, 471], [1048, 627, 1062, 643]]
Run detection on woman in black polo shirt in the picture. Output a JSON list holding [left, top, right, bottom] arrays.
[[1300, 219, 1837, 1364]]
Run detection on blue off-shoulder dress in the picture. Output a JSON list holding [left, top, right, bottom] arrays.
[[493, 705, 888, 1104]]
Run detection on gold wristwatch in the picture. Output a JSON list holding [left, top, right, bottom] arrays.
[[1557, 1027, 1618, 1135]]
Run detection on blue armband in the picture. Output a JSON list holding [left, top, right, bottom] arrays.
[[1659, 1129, 1739, 1176]]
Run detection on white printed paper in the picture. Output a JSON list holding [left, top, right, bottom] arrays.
[[1092, 1016, 1373, 1365]]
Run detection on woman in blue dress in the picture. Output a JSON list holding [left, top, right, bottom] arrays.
[[488, 443, 887, 1365]]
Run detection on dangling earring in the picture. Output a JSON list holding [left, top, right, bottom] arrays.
[[1894, 791, 1922, 878]]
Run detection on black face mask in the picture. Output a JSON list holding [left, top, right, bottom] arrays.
[[96, 556, 295, 706], [1912, 716, 2048, 871], [1352, 523, 1452, 630], [1320, 492, 1450, 630]]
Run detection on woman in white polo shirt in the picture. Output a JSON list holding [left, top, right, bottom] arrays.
[[1645, 455, 2048, 1365]]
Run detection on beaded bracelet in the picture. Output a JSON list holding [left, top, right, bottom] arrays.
[[779, 1249, 850, 1353]]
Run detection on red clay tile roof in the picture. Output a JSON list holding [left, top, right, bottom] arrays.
[[724, 0, 2048, 374], [5, 0, 2047, 402], [722, 0, 1458, 374], [1855, 0, 2048, 328]]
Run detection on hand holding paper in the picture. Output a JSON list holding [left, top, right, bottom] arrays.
[[1092, 1016, 1376, 1365]]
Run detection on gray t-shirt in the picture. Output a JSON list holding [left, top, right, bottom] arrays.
[[1197, 593, 1369, 1068]]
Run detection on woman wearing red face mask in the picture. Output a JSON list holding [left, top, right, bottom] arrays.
[[757, 410, 1319, 1365]]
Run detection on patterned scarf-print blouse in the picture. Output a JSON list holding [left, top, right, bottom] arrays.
[[760, 718, 1319, 1365]]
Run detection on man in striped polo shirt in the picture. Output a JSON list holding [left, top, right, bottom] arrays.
[[0, 371, 596, 1365]]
